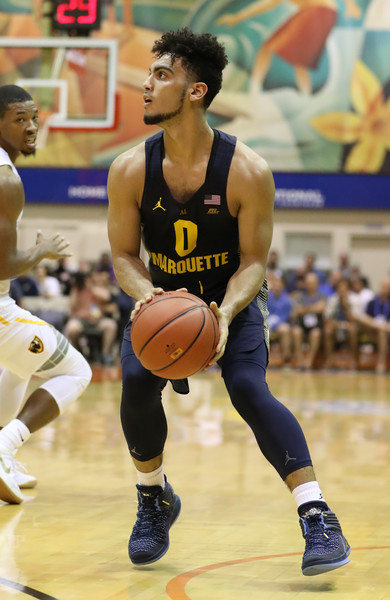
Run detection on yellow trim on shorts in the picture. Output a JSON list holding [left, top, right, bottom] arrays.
[[15, 317, 47, 325], [0, 316, 10, 325]]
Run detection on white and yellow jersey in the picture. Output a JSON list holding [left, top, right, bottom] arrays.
[[0, 147, 22, 297]]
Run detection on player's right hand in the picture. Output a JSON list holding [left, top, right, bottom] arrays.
[[130, 287, 188, 321], [131, 287, 165, 321], [35, 230, 72, 259]]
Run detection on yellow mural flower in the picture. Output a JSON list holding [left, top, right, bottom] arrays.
[[311, 60, 390, 173]]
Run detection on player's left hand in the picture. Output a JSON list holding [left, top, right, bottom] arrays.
[[207, 301, 230, 366], [35, 230, 72, 259]]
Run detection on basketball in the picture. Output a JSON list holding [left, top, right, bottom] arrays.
[[130, 291, 220, 379]]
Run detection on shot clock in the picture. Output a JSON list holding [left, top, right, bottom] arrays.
[[52, 0, 102, 33]]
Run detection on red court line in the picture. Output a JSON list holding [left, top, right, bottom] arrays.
[[166, 546, 390, 600]]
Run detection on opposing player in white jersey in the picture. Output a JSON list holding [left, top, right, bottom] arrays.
[[0, 85, 92, 504]]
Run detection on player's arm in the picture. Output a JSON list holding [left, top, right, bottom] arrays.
[[0, 168, 71, 280], [211, 145, 275, 358], [107, 146, 162, 309]]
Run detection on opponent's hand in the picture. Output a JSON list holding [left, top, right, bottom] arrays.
[[206, 301, 230, 366], [35, 230, 72, 259]]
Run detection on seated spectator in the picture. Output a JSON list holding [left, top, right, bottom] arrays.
[[266, 249, 283, 281], [350, 276, 375, 316], [34, 264, 61, 298], [21, 265, 68, 331], [95, 251, 116, 282], [355, 278, 390, 374], [50, 257, 74, 295], [15, 271, 39, 296], [291, 273, 327, 369], [323, 279, 359, 370], [9, 278, 24, 307], [302, 252, 326, 284], [319, 270, 343, 297], [349, 264, 363, 281], [64, 270, 118, 365], [287, 266, 306, 300], [288, 252, 326, 291], [337, 252, 351, 279], [78, 259, 93, 275], [267, 277, 292, 366]]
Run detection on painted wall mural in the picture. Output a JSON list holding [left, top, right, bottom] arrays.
[[0, 0, 389, 175]]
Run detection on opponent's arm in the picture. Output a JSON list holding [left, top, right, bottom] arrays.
[[107, 147, 163, 311], [211, 145, 275, 358], [0, 169, 71, 280]]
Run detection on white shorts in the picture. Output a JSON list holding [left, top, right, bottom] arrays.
[[0, 295, 68, 379]]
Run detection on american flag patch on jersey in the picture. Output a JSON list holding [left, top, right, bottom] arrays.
[[204, 194, 221, 205]]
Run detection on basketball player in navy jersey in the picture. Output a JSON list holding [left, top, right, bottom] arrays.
[[0, 85, 92, 504], [107, 28, 350, 575]]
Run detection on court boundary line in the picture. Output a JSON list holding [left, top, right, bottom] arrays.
[[166, 546, 390, 600], [0, 576, 59, 600]]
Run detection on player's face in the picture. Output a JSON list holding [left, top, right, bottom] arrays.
[[143, 54, 190, 125], [0, 101, 39, 157]]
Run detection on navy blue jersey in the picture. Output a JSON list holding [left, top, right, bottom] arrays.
[[141, 129, 239, 304]]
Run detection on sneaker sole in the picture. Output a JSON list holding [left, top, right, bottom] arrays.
[[18, 479, 38, 490], [302, 550, 351, 576], [130, 495, 181, 566], [0, 476, 24, 504]]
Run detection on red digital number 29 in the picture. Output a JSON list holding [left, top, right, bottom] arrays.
[[57, 0, 97, 25]]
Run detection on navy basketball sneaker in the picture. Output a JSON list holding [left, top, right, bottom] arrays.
[[299, 503, 350, 576], [128, 479, 181, 565]]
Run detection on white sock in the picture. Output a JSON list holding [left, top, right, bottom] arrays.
[[292, 481, 326, 510], [136, 464, 165, 488], [0, 419, 31, 455]]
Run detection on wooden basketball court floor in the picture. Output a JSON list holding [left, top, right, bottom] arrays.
[[0, 366, 389, 600]]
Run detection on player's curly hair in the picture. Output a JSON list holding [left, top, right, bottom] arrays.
[[0, 85, 33, 117], [152, 28, 228, 108]]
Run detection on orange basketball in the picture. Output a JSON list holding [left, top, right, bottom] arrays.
[[131, 291, 220, 379]]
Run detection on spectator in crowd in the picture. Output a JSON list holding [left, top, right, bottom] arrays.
[[64, 270, 118, 365], [95, 251, 116, 282], [267, 276, 292, 366], [15, 271, 39, 296], [287, 265, 306, 299], [302, 252, 326, 284], [337, 253, 351, 279], [50, 257, 73, 295], [266, 249, 283, 281], [319, 270, 343, 297], [9, 279, 24, 307], [287, 252, 325, 293], [34, 264, 61, 299], [349, 264, 362, 281], [78, 259, 92, 275], [291, 273, 327, 369], [350, 276, 375, 317], [323, 279, 359, 370], [355, 278, 390, 374]]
